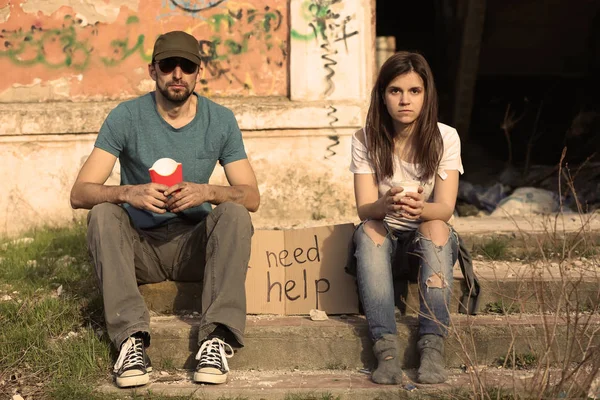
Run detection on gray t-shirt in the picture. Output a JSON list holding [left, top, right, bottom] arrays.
[[95, 92, 247, 228]]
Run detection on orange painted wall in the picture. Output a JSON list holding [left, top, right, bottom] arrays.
[[0, 0, 288, 100]]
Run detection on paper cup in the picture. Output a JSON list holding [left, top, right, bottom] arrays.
[[391, 180, 420, 195], [385, 180, 420, 226]]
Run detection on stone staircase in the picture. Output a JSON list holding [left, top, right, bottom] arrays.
[[100, 215, 600, 399]]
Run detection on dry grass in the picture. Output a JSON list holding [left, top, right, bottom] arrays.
[[446, 152, 600, 399]]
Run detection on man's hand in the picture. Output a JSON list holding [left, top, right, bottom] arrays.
[[125, 183, 170, 213], [164, 182, 210, 213]]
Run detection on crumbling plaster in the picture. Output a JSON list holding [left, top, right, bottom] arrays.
[[21, 0, 138, 24], [1, 132, 356, 237], [0, 4, 10, 22]]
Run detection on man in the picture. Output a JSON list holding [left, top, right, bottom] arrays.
[[70, 31, 259, 388]]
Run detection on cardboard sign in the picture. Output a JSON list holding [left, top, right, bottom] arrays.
[[246, 224, 359, 315]]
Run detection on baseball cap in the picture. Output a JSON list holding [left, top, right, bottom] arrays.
[[152, 31, 201, 65]]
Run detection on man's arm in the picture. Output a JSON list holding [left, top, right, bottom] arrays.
[[70, 147, 169, 213], [213, 158, 260, 211], [165, 158, 260, 213], [70, 148, 124, 209]]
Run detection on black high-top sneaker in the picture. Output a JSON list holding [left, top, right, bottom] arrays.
[[193, 337, 234, 384], [113, 335, 152, 388]]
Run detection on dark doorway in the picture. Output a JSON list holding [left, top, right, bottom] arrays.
[[376, 0, 599, 189], [375, 0, 455, 124]]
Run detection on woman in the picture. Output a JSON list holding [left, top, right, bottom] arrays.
[[350, 52, 463, 385]]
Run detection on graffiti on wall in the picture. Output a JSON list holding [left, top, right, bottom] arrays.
[[158, 0, 228, 20], [1, 19, 96, 70], [291, 0, 358, 96], [171, 0, 227, 13], [289, 0, 359, 158], [0, 0, 288, 99], [196, 6, 285, 91], [0, 16, 149, 70]]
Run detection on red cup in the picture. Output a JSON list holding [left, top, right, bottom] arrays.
[[149, 158, 183, 187]]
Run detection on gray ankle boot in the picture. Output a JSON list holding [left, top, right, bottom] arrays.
[[371, 334, 403, 385], [417, 334, 447, 384]]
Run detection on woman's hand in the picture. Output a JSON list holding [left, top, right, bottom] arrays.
[[378, 187, 405, 217], [396, 186, 425, 220]]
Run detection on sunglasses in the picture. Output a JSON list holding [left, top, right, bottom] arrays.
[[156, 57, 198, 74]]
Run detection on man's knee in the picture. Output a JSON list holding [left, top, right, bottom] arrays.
[[87, 203, 123, 228], [213, 202, 251, 227]]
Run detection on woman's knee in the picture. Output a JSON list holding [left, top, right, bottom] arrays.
[[418, 220, 449, 247], [360, 220, 387, 246], [354, 221, 393, 275]]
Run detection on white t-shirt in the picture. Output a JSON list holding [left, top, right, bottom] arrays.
[[350, 122, 464, 231]]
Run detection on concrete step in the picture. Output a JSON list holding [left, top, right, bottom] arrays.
[[138, 214, 600, 315], [146, 314, 600, 371], [256, 215, 600, 261], [415, 216, 598, 260], [140, 261, 600, 315], [460, 230, 600, 260], [257, 214, 600, 235], [97, 367, 597, 399]]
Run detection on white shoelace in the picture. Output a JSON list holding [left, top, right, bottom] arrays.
[[113, 336, 145, 373], [195, 337, 234, 372]]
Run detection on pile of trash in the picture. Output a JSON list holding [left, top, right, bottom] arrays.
[[457, 163, 600, 217]]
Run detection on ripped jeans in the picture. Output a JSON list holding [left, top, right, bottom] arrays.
[[354, 221, 459, 341]]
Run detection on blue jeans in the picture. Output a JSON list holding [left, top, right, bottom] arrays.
[[354, 221, 459, 341]]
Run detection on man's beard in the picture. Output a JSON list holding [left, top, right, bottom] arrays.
[[158, 81, 195, 105]]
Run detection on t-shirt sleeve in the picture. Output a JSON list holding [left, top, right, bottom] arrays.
[[350, 131, 375, 174], [219, 110, 247, 166], [94, 104, 131, 157], [437, 126, 464, 180]]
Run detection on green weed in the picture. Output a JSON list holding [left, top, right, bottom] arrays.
[[496, 352, 538, 370], [158, 357, 177, 372], [284, 393, 340, 400], [324, 362, 348, 370], [484, 301, 520, 315], [478, 237, 509, 260]]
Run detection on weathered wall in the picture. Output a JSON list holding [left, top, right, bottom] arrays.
[[0, 0, 288, 100], [0, 0, 375, 237], [0, 130, 356, 236]]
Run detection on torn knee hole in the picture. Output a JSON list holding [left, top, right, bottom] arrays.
[[364, 226, 386, 246], [425, 273, 447, 289], [432, 236, 449, 247], [366, 234, 385, 246], [384, 356, 394, 361]]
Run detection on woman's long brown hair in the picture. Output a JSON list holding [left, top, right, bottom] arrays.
[[365, 52, 443, 181]]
